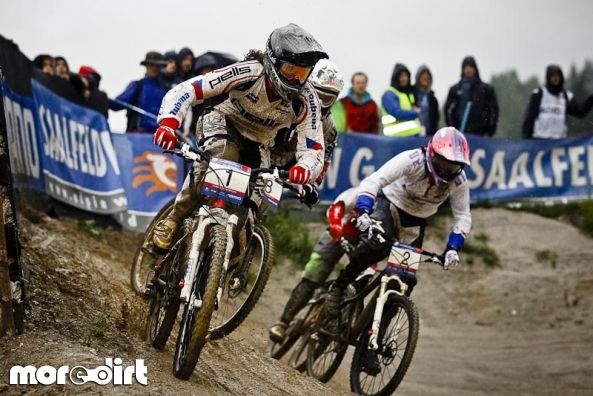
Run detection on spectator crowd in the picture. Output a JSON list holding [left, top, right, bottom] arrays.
[[33, 49, 593, 140]]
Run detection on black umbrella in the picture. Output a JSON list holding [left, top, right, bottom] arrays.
[[193, 51, 239, 74]]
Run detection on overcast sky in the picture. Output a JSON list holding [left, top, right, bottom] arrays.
[[2, 0, 592, 131]]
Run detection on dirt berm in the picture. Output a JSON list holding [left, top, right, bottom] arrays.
[[1, 207, 592, 395]]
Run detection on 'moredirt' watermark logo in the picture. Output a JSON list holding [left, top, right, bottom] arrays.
[[9, 358, 147, 385]]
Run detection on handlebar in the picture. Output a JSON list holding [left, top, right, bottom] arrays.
[[167, 143, 310, 207], [170, 142, 210, 162], [251, 167, 290, 180], [416, 248, 444, 265]]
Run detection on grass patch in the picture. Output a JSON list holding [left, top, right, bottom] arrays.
[[265, 209, 314, 264], [510, 200, 593, 238], [535, 249, 558, 268], [463, 233, 500, 268], [78, 219, 102, 237], [81, 318, 108, 347]]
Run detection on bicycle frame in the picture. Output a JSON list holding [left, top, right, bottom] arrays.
[[338, 241, 443, 351]]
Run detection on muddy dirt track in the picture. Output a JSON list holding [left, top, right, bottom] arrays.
[[1, 207, 593, 395]]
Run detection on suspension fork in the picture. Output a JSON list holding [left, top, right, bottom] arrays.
[[368, 275, 407, 351], [216, 214, 238, 306], [179, 207, 221, 307]]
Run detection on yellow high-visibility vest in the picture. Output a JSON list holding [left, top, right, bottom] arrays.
[[381, 86, 423, 137]]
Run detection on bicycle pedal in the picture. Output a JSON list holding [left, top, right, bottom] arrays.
[[143, 284, 157, 299]]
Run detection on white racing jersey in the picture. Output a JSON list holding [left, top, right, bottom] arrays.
[[158, 60, 325, 179], [270, 113, 337, 168], [358, 148, 471, 236]]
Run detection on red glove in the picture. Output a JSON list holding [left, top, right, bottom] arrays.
[[289, 165, 311, 185], [153, 118, 179, 150]]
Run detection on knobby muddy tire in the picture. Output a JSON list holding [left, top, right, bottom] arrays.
[[173, 225, 226, 380], [209, 224, 274, 340], [130, 198, 174, 295], [146, 292, 181, 350]]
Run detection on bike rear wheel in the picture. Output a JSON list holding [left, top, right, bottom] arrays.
[[145, 233, 189, 349], [285, 300, 324, 371], [350, 295, 419, 396], [172, 225, 226, 380], [130, 198, 174, 296], [145, 288, 180, 350], [306, 307, 350, 383], [209, 224, 273, 339]]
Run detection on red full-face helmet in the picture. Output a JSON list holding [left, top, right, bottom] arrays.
[[426, 127, 471, 188]]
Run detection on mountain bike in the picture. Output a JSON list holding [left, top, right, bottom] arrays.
[[307, 238, 443, 395], [143, 142, 303, 379]]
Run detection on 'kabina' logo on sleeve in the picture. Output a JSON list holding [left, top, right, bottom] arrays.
[[132, 151, 178, 196]]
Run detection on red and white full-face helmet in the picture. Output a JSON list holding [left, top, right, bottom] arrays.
[[426, 127, 471, 188]]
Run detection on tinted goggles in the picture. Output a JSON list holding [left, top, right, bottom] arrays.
[[432, 154, 464, 181], [278, 61, 312, 86]]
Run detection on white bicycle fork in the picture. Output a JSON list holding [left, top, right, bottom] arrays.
[[368, 275, 407, 351], [179, 207, 237, 310]]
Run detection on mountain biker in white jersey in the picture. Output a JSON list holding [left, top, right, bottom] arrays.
[[269, 126, 472, 342], [151, 24, 329, 250], [271, 59, 344, 204]]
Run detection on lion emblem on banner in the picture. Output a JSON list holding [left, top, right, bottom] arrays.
[[132, 151, 178, 196]]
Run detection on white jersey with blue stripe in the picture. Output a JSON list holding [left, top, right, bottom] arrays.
[[357, 148, 471, 236]]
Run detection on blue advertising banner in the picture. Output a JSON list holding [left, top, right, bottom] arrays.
[[32, 79, 127, 213], [319, 133, 593, 203], [2, 83, 44, 191], [112, 133, 185, 231], [4, 74, 593, 232]]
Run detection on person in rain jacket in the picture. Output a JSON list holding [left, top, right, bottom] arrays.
[[522, 64, 593, 139], [413, 65, 439, 136], [381, 63, 422, 137], [331, 71, 380, 134], [444, 56, 498, 136]]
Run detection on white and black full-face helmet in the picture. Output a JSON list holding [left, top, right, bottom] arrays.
[[263, 23, 328, 101], [309, 59, 344, 111]]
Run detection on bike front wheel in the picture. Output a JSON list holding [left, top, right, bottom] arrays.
[[350, 295, 419, 396], [172, 225, 226, 380]]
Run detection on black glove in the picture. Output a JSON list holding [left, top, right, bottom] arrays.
[[302, 183, 320, 206]]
